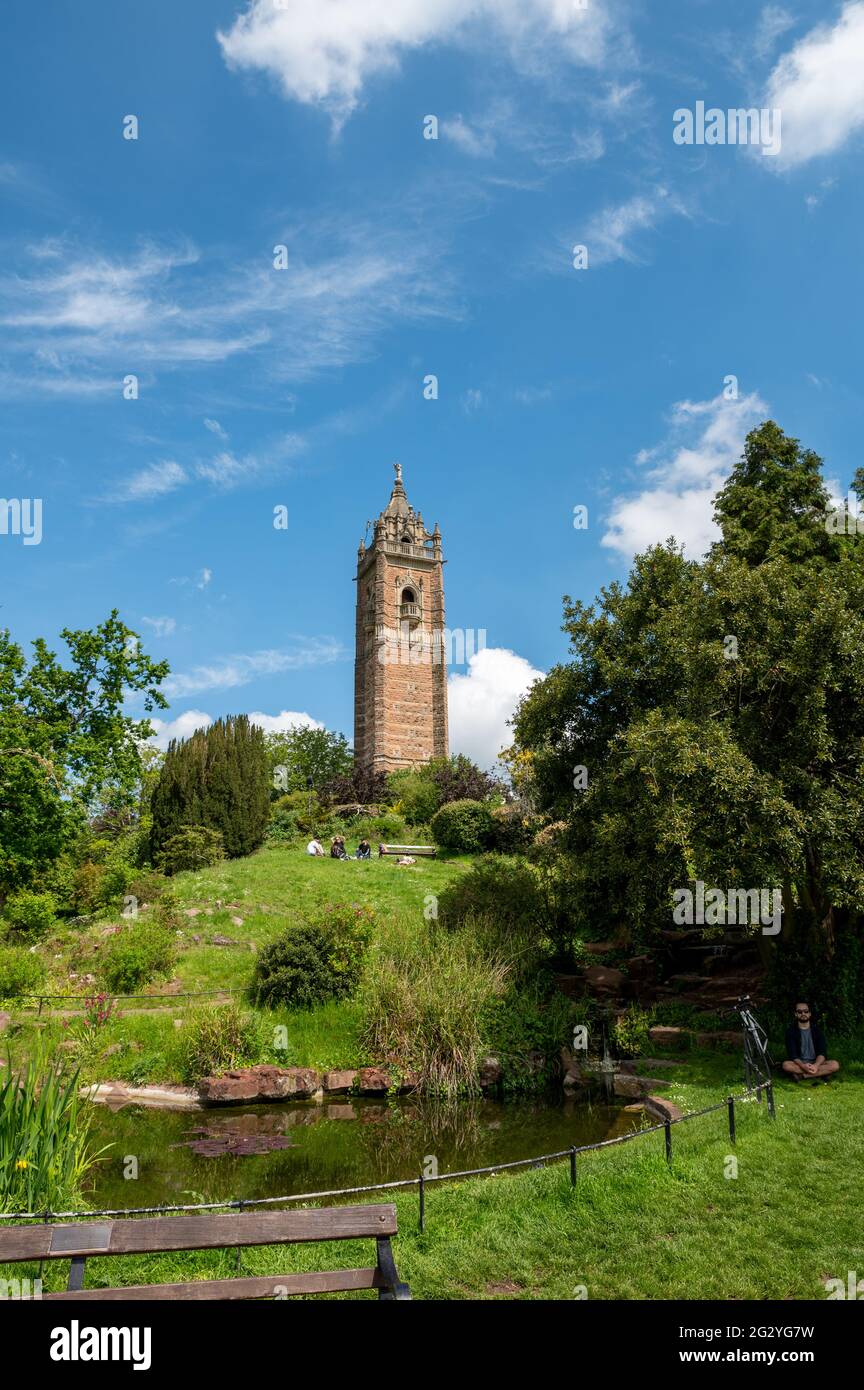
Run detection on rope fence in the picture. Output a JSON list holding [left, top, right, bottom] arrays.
[[0, 1075, 775, 1232]]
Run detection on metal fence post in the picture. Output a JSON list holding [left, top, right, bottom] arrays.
[[727, 1096, 736, 1144], [664, 1119, 672, 1164], [570, 1146, 577, 1188], [766, 1081, 775, 1119], [419, 1172, 425, 1233]]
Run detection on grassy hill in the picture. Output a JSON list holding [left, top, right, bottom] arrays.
[[5, 845, 473, 1082]]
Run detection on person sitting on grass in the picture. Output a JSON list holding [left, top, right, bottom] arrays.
[[330, 835, 347, 859], [355, 839, 371, 860], [781, 1001, 840, 1082], [306, 837, 324, 857]]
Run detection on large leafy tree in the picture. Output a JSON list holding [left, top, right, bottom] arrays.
[[265, 725, 353, 799], [513, 421, 864, 1025], [0, 612, 169, 894]]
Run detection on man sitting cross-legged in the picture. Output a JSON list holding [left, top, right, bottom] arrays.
[[781, 1001, 840, 1082]]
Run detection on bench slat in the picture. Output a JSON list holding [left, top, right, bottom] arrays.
[[44, 1267, 384, 1301], [0, 1203, 397, 1263]]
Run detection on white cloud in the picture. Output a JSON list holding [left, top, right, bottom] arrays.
[[444, 114, 497, 158], [148, 709, 213, 748], [141, 616, 176, 638], [765, 2, 864, 167], [162, 638, 346, 697], [110, 460, 188, 502], [246, 709, 322, 734], [754, 5, 796, 59], [601, 391, 769, 561], [204, 417, 229, 440], [197, 568, 212, 590], [148, 706, 323, 749], [217, 0, 621, 127], [448, 646, 543, 770], [581, 187, 688, 266]]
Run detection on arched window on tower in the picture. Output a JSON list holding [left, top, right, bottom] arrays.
[[400, 586, 420, 629]]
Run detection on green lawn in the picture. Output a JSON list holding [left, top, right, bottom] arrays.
[[4, 1053, 861, 1300]]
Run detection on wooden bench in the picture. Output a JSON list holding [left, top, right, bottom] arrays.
[[378, 843, 436, 858], [0, 1202, 411, 1301]]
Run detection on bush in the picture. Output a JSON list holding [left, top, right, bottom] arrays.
[[265, 808, 301, 844], [430, 799, 495, 853], [98, 920, 176, 994], [0, 944, 46, 998], [251, 924, 349, 1011], [386, 769, 442, 825], [157, 825, 225, 875], [126, 870, 168, 909], [488, 806, 538, 854], [2, 890, 57, 938], [175, 1002, 265, 1084], [271, 790, 322, 836], [252, 904, 375, 1010], [483, 978, 575, 1091], [72, 861, 106, 915], [352, 812, 407, 844], [359, 918, 510, 1096], [612, 1006, 653, 1059], [438, 856, 544, 946]]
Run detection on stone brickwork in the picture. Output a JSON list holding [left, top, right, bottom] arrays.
[[354, 466, 448, 773]]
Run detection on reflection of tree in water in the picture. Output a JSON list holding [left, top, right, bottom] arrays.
[[350, 1098, 486, 1179]]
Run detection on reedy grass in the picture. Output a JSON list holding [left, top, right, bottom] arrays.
[[0, 1039, 110, 1213]]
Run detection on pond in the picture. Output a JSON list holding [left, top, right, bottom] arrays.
[[84, 1094, 643, 1211]]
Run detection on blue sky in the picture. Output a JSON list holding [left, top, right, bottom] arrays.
[[1, 0, 863, 766]]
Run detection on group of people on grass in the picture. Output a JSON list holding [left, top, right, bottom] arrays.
[[306, 835, 372, 860]]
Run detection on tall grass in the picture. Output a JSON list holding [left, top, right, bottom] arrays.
[[359, 916, 510, 1096], [0, 1041, 109, 1213]]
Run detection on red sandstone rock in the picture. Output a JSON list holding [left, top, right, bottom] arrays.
[[358, 1066, 390, 1095], [322, 1069, 358, 1094], [198, 1065, 319, 1105]]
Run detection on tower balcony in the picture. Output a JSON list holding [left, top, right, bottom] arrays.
[[399, 602, 421, 621], [383, 541, 435, 560]]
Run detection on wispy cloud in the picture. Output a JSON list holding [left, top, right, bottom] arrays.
[[141, 616, 177, 638], [110, 460, 188, 502], [579, 187, 690, 267], [162, 638, 347, 698]]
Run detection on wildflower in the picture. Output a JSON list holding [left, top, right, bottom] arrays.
[[15, 1159, 29, 1171]]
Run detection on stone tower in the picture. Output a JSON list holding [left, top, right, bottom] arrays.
[[354, 465, 448, 773]]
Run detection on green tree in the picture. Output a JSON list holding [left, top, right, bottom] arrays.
[[266, 725, 352, 798], [512, 421, 864, 1026], [0, 612, 168, 895], [149, 714, 269, 861]]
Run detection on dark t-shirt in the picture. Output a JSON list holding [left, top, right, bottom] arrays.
[[785, 1022, 827, 1061]]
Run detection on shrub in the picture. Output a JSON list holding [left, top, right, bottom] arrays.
[[358, 918, 510, 1097], [175, 1002, 265, 1084], [483, 978, 575, 1091], [612, 1006, 653, 1059], [98, 920, 176, 994], [252, 904, 375, 1010], [271, 790, 322, 836], [0, 944, 46, 998], [430, 799, 495, 853], [265, 808, 300, 844], [438, 856, 544, 947], [386, 769, 442, 825], [251, 924, 349, 1011], [153, 888, 183, 933], [2, 890, 57, 938], [157, 825, 225, 875], [308, 903, 376, 983], [72, 861, 106, 915], [126, 870, 168, 909], [354, 812, 406, 844], [488, 806, 538, 854]]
